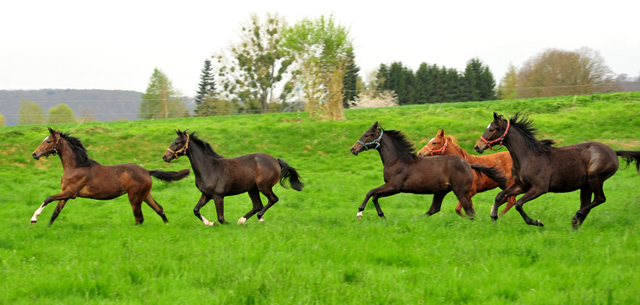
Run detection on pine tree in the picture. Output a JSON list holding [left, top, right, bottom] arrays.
[[342, 51, 360, 108], [195, 58, 216, 116]]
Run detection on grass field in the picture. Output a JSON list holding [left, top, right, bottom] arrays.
[[1, 92, 640, 304]]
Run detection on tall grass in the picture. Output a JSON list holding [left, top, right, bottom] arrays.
[[1, 92, 639, 304]]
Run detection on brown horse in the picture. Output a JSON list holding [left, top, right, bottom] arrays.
[[31, 127, 190, 226], [417, 129, 517, 217], [350, 122, 507, 219], [162, 130, 304, 226], [475, 112, 640, 228]]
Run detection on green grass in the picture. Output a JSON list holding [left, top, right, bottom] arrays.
[[1, 92, 640, 304]]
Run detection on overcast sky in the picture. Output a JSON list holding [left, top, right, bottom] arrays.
[[2, 0, 639, 96]]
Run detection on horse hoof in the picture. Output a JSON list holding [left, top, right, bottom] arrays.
[[356, 211, 363, 220], [259, 218, 265, 223], [537, 220, 544, 227], [237, 217, 247, 226], [30, 220, 37, 225]]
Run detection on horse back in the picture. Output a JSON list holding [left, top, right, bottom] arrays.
[[71, 163, 148, 199], [398, 155, 473, 194], [214, 153, 280, 195]]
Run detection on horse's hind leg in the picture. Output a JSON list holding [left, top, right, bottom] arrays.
[[499, 196, 516, 217], [48, 199, 68, 227], [238, 188, 264, 225], [144, 193, 168, 224], [256, 186, 279, 223], [127, 193, 145, 225], [454, 191, 476, 219], [572, 178, 610, 229], [426, 191, 449, 216]]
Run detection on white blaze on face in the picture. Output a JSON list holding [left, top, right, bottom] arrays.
[[428, 137, 435, 145], [486, 124, 491, 130], [41, 136, 49, 144]]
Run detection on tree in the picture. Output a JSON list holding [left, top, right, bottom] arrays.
[[194, 58, 217, 116], [139, 68, 187, 119], [377, 62, 416, 105], [513, 47, 618, 98], [215, 13, 292, 113], [0, 112, 5, 126], [47, 103, 75, 124], [342, 51, 360, 108], [461, 58, 496, 101], [498, 64, 518, 99], [18, 99, 46, 125], [280, 14, 354, 120]]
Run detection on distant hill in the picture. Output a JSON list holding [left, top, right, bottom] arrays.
[[0, 89, 196, 126]]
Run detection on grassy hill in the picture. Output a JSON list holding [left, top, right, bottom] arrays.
[[1, 92, 639, 304]]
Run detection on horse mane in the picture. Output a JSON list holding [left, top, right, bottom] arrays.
[[508, 112, 555, 154], [384, 129, 416, 163], [188, 132, 224, 159], [58, 132, 100, 167]]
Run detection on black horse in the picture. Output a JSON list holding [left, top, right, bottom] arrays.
[[351, 122, 507, 219], [163, 130, 303, 226], [475, 112, 640, 228]]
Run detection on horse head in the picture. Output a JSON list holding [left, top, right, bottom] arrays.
[[417, 129, 448, 157], [163, 129, 190, 162], [475, 112, 509, 154], [32, 127, 61, 160], [351, 121, 383, 156]]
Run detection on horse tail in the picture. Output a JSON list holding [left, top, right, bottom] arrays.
[[277, 158, 304, 191], [149, 168, 191, 183], [470, 164, 507, 189], [616, 150, 640, 173]]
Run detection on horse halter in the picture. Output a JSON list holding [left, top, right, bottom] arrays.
[[166, 133, 190, 159], [480, 121, 510, 150], [423, 138, 448, 156], [358, 129, 384, 151]]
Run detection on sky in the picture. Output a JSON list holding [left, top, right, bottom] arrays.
[[2, 0, 639, 96]]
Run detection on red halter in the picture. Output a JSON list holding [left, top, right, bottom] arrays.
[[480, 121, 510, 150], [424, 138, 448, 156]]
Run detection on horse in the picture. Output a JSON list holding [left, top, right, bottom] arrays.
[[31, 127, 190, 226], [417, 129, 517, 217], [350, 122, 507, 219], [162, 130, 304, 226], [474, 112, 640, 228]]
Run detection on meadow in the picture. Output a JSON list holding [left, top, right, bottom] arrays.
[[1, 92, 639, 304]]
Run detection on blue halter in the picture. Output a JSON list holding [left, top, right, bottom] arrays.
[[358, 129, 384, 151]]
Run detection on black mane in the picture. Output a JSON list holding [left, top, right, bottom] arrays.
[[189, 132, 224, 159], [384, 129, 416, 163], [59, 132, 100, 167], [508, 112, 555, 154]]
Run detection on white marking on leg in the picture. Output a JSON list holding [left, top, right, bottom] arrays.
[[258, 217, 265, 223], [491, 205, 497, 216], [201, 216, 216, 227], [237, 217, 247, 225], [356, 211, 363, 219], [31, 203, 46, 224]]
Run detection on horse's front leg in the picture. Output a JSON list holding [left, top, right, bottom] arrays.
[[193, 193, 215, 226], [31, 190, 77, 225], [491, 184, 525, 221], [357, 183, 399, 219], [213, 195, 230, 225]]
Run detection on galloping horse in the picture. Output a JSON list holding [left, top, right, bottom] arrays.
[[162, 130, 304, 226], [31, 128, 190, 226], [475, 112, 640, 228], [350, 122, 507, 219], [417, 129, 517, 217]]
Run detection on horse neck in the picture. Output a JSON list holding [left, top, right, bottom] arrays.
[[502, 126, 538, 168], [446, 138, 477, 162], [378, 134, 408, 166], [185, 141, 222, 178], [56, 138, 78, 170]]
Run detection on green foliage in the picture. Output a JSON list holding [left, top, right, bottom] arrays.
[[342, 51, 360, 107], [18, 98, 46, 125], [139, 68, 187, 119], [47, 103, 75, 124], [1, 92, 640, 303], [194, 58, 216, 114], [0, 112, 5, 126], [462, 58, 496, 101]]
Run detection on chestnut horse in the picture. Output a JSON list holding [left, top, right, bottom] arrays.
[[350, 122, 507, 219], [162, 130, 304, 226], [31, 128, 190, 226], [475, 112, 640, 228], [417, 129, 517, 217]]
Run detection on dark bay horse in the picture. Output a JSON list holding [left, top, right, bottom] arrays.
[[417, 129, 517, 217], [475, 112, 640, 228], [350, 122, 507, 219], [31, 127, 190, 226], [162, 130, 304, 226]]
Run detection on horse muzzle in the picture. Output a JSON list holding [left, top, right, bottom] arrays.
[[474, 142, 487, 154], [350, 144, 363, 156], [162, 152, 175, 163]]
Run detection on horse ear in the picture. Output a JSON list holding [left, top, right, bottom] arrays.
[[438, 129, 445, 137], [175, 129, 182, 136], [372, 121, 379, 130], [493, 112, 500, 120], [48, 127, 55, 135]]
